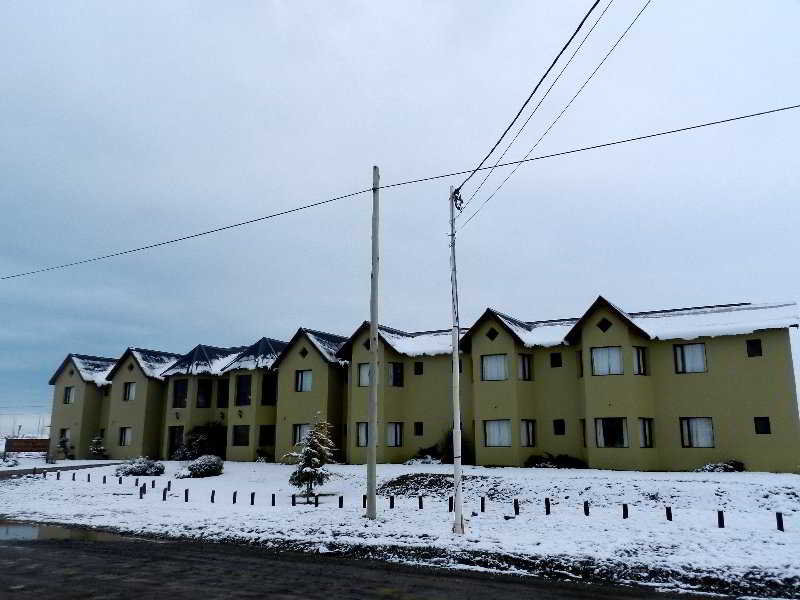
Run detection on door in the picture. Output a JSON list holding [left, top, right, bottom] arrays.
[[167, 426, 184, 459]]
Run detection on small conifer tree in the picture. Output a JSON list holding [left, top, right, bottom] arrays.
[[88, 435, 108, 459], [284, 415, 336, 502]]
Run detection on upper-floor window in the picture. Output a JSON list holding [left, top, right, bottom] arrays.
[[118, 426, 132, 447], [295, 370, 312, 392], [481, 354, 507, 381], [217, 378, 229, 408], [680, 417, 714, 447], [633, 347, 648, 375], [484, 419, 511, 447], [639, 418, 654, 448], [172, 379, 188, 408], [261, 372, 277, 405], [235, 374, 252, 406], [63, 386, 75, 405], [122, 382, 136, 402], [232, 424, 250, 446], [292, 423, 311, 444], [357, 363, 371, 387], [196, 379, 212, 408], [595, 417, 628, 448], [674, 343, 706, 374], [520, 419, 536, 447], [591, 347, 623, 376], [746, 339, 763, 358], [550, 352, 563, 368], [518, 354, 532, 381], [414, 361, 424, 375], [386, 422, 403, 447], [388, 362, 404, 387], [754, 416, 771, 434]]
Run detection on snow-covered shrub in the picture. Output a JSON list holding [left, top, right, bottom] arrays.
[[114, 457, 165, 477], [524, 452, 587, 469], [174, 455, 224, 479], [404, 455, 441, 465], [694, 460, 745, 473], [1, 456, 19, 468], [88, 436, 108, 459], [283, 417, 336, 500], [171, 422, 227, 461]]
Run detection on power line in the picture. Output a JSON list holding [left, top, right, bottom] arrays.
[[461, 0, 615, 212], [458, 0, 652, 231], [1, 103, 798, 281], [453, 0, 601, 196]]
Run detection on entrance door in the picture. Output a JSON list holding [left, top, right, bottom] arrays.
[[167, 425, 184, 459]]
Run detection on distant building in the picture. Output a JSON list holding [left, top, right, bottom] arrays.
[[47, 297, 800, 472]]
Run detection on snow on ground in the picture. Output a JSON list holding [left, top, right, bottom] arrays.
[[0, 462, 798, 597]]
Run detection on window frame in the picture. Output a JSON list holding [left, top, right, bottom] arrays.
[[413, 421, 423, 436], [553, 419, 566, 436], [679, 417, 715, 448], [258, 424, 276, 447], [63, 386, 74, 405], [595, 417, 629, 448], [356, 422, 368, 447], [484, 419, 512, 447], [357, 363, 371, 387], [518, 354, 532, 381], [172, 378, 188, 408], [216, 378, 229, 408], [550, 352, 563, 368], [295, 369, 312, 393], [386, 422, 403, 447], [118, 426, 132, 447], [235, 374, 252, 406], [196, 379, 212, 408], [746, 339, 763, 358], [123, 381, 136, 402], [232, 424, 250, 447], [590, 346, 624, 376], [753, 416, 771, 435], [480, 354, 508, 381], [639, 417, 654, 448], [674, 343, 707, 374], [292, 423, 311, 445], [261, 372, 277, 405], [414, 361, 424, 375], [388, 362, 404, 387], [520, 419, 536, 447], [633, 346, 648, 375]]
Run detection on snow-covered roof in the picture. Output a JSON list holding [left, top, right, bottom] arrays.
[[304, 329, 348, 364], [489, 299, 799, 348], [48, 354, 117, 387], [378, 326, 462, 357], [128, 348, 183, 380], [161, 344, 248, 377], [222, 337, 288, 372]]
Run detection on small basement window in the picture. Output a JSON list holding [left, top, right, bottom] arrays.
[[746, 339, 762, 358], [754, 416, 771, 434]]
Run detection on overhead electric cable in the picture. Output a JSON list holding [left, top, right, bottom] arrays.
[[461, 0, 615, 212], [1, 103, 798, 281], [457, 0, 652, 231], [453, 0, 601, 196]]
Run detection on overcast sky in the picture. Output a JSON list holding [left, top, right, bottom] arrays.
[[1, 1, 799, 431]]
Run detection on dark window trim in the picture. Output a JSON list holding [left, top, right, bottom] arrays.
[[589, 346, 624, 376], [520, 419, 536, 447], [633, 346, 648, 376], [594, 417, 629, 448], [673, 343, 708, 374], [518, 354, 532, 381], [679, 417, 715, 448]]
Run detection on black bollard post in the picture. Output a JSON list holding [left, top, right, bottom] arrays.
[[135, 478, 139, 487], [151, 480, 155, 489], [623, 504, 629, 519], [232, 491, 237, 504], [42, 471, 46, 478], [167, 480, 171, 491], [211, 490, 215, 503], [103, 475, 107, 484], [545, 497, 551, 515], [419, 496, 423, 510], [514, 499, 520, 516], [583, 501, 589, 516], [717, 510, 725, 528], [362, 494, 366, 509], [666, 506, 672, 521], [481, 497, 486, 513], [339, 496, 344, 509], [389, 496, 394, 509], [250, 492, 255, 506], [292, 494, 296, 507], [32, 467, 37, 476], [776, 512, 784, 532], [449, 497, 453, 513], [139, 486, 144, 500], [87, 473, 91, 482], [271, 493, 276, 507], [118, 476, 122, 485], [72, 473, 76, 481], [315, 495, 319, 508], [162, 488, 167, 502], [185, 489, 189, 503], [141, 484, 146, 496], [56, 471, 61, 481]]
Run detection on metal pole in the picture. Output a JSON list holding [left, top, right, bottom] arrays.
[[367, 165, 380, 520], [449, 186, 464, 534]]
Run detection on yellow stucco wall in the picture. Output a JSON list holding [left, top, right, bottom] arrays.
[[49, 361, 104, 459]]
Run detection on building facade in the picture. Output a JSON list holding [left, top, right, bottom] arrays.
[[48, 297, 800, 472]]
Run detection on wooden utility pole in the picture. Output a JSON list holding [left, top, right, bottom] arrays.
[[367, 165, 380, 520], [449, 186, 464, 534]]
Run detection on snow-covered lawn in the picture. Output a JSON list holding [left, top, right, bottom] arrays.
[[0, 462, 798, 597], [0, 452, 118, 471]]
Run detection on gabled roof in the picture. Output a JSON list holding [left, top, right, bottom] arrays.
[[272, 328, 348, 369], [161, 344, 248, 377], [105, 347, 183, 381], [48, 354, 117, 386], [222, 337, 289, 372], [337, 321, 464, 359], [462, 297, 799, 349]]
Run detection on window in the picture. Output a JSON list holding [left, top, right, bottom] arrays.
[[413, 421, 423, 436], [259, 424, 276, 446], [299, 347, 308, 358], [481, 354, 507, 381], [235, 374, 252, 406], [388, 362, 404, 387], [172, 379, 188, 408], [232, 425, 250, 447], [550, 352, 563, 368], [597, 317, 613, 332], [754, 417, 771, 435], [217, 378, 229, 408], [680, 417, 714, 448], [579, 419, 586, 447], [363, 338, 370, 351], [118, 427, 132, 447], [99, 428, 105, 439], [63, 386, 74, 405], [746, 339, 763, 358], [59, 428, 70, 442], [520, 419, 536, 447], [674, 343, 706, 374], [357, 363, 371, 387], [591, 347, 623, 376], [577, 351, 583, 378], [356, 422, 368, 447], [122, 382, 136, 402], [633, 347, 648, 375], [292, 423, 311, 444], [639, 418, 654, 448], [518, 354, 532, 381], [295, 370, 312, 392], [484, 419, 512, 447], [595, 418, 628, 448], [553, 419, 566, 436], [261, 372, 277, 405], [414, 361, 424, 375], [486, 327, 499, 341], [196, 379, 212, 408], [386, 422, 403, 447]]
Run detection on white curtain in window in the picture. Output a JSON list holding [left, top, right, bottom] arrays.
[[683, 344, 706, 372], [592, 347, 623, 375], [358, 363, 371, 386], [688, 417, 714, 447], [386, 423, 402, 447], [357, 422, 368, 446], [482, 355, 507, 380], [126, 382, 136, 401], [295, 423, 311, 443], [520, 420, 535, 446], [300, 371, 312, 391], [485, 419, 511, 446], [595, 419, 605, 447], [64, 387, 74, 404]]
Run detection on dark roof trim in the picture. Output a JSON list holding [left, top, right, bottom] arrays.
[[563, 295, 651, 344]]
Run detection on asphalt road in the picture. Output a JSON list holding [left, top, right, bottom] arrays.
[[0, 535, 704, 600]]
